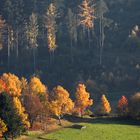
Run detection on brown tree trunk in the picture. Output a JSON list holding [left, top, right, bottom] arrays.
[[58, 116, 62, 126]]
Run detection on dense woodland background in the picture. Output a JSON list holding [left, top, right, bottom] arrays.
[[0, 0, 140, 101]]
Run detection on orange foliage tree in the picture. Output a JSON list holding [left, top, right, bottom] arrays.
[[23, 76, 49, 128], [117, 95, 128, 116], [75, 84, 93, 116], [29, 76, 47, 95], [0, 79, 8, 93], [100, 94, 111, 114], [23, 94, 43, 127], [0, 73, 30, 129], [0, 73, 22, 97], [49, 85, 74, 125]]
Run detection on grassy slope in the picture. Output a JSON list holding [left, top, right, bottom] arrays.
[[19, 118, 140, 140]]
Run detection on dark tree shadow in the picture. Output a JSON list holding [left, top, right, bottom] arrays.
[[64, 115, 140, 127], [38, 136, 57, 140]]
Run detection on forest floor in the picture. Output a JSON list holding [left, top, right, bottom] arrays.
[[13, 117, 140, 140]]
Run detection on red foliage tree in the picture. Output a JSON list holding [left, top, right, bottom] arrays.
[[23, 94, 43, 127], [117, 95, 128, 116]]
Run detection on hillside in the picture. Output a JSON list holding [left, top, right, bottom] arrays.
[[0, 0, 140, 99]]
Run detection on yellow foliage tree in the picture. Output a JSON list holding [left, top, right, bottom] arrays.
[[21, 77, 28, 96], [100, 94, 111, 114], [75, 84, 93, 116], [1, 73, 22, 97], [29, 76, 47, 95], [0, 73, 30, 129], [79, 0, 95, 29], [45, 3, 57, 52], [13, 97, 30, 128], [49, 85, 74, 125], [0, 118, 7, 138]]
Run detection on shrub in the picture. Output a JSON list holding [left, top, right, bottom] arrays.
[[129, 92, 140, 119]]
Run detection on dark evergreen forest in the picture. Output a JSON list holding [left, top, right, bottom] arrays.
[[0, 0, 140, 98]]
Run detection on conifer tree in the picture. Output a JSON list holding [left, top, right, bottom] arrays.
[[79, 0, 95, 29], [0, 16, 6, 50], [26, 13, 39, 71], [67, 8, 78, 61], [100, 94, 111, 114], [96, 0, 112, 65], [44, 3, 57, 53], [0, 93, 25, 140], [79, 0, 96, 47], [0, 118, 7, 138]]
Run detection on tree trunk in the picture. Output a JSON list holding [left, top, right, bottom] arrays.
[[7, 26, 10, 69], [88, 28, 91, 48], [16, 29, 19, 58], [58, 116, 62, 126], [70, 37, 74, 63], [4, 135, 8, 140], [99, 15, 104, 65], [11, 134, 14, 140], [15, 29, 19, 72], [33, 48, 36, 72]]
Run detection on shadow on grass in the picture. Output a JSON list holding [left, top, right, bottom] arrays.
[[64, 115, 140, 127], [38, 136, 57, 140]]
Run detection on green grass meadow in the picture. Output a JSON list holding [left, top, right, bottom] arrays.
[[20, 118, 140, 140]]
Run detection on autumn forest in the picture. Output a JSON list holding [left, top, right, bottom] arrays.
[[0, 0, 140, 140]]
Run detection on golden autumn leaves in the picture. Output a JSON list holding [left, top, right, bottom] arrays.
[[0, 73, 30, 129], [45, 3, 57, 52], [75, 84, 93, 115], [0, 72, 133, 137], [79, 0, 96, 29], [44, 0, 96, 52], [49, 86, 74, 124], [0, 73, 113, 118]]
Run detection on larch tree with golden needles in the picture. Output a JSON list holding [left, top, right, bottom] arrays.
[[44, 3, 57, 53], [26, 13, 39, 71], [79, 0, 95, 47], [79, 0, 95, 29], [100, 94, 111, 114], [75, 84, 93, 116], [117, 96, 128, 116], [49, 85, 74, 125]]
